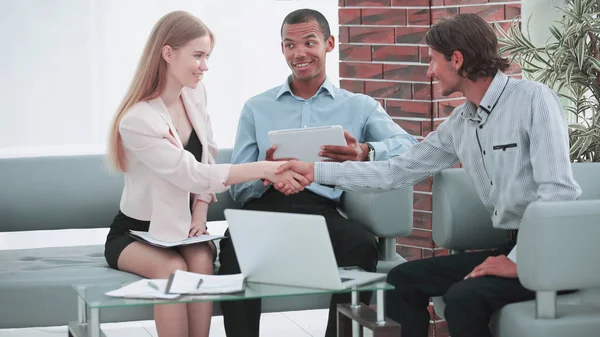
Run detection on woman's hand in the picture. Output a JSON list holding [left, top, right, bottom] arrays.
[[189, 220, 208, 237], [190, 199, 210, 237]]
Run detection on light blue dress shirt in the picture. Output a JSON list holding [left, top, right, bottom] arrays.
[[230, 76, 418, 203]]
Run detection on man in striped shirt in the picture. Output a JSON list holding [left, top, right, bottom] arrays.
[[274, 14, 581, 337]]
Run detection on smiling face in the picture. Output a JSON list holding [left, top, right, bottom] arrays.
[[164, 34, 212, 89], [281, 20, 334, 84], [427, 47, 463, 97]]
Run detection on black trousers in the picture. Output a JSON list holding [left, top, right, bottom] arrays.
[[385, 239, 535, 337], [218, 189, 379, 337]]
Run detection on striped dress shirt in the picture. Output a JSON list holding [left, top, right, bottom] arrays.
[[315, 71, 582, 262]]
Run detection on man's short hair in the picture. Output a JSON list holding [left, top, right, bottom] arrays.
[[280, 8, 331, 40], [425, 14, 510, 81]]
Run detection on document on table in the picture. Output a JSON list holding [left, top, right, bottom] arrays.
[[166, 270, 245, 295], [128, 230, 225, 248], [105, 279, 180, 299]]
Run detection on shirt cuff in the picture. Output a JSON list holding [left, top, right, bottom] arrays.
[[507, 244, 517, 263], [368, 141, 388, 161], [314, 162, 339, 186], [195, 192, 216, 204], [209, 164, 231, 193]]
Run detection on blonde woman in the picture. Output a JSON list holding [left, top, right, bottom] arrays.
[[105, 11, 307, 337]]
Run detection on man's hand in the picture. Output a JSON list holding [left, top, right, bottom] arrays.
[[319, 131, 369, 162], [265, 145, 295, 162], [464, 255, 517, 279]]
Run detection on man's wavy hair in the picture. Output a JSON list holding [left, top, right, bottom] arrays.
[[425, 14, 510, 81]]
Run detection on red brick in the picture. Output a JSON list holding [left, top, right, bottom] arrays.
[[386, 100, 432, 119], [391, 0, 428, 5], [339, 27, 349, 44], [432, 7, 459, 24], [395, 27, 428, 44], [414, 192, 432, 211], [362, 8, 406, 25], [444, 0, 487, 4], [396, 245, 422, 262], [397, 229, 435, 249], [394, 119, 422, 136], [495, 21, 515, 33], [420, 46, 430, 63], [437, 98, 466, 118], [434, 320, 449, 337], [376, 99, 385, 108], [413, 83, 432, 100], [340, 80, 365, 94], [339, 8, 361, 25], [460, 5, 505, 22], [431, 0, 443, 5], [415, 176, 433, 192], [340, 62, 383, 79], [505, 4, 521, 20], [434, 248, 449, 257], [365, 81, 412, 99], [414, 211, 432, 230], [340, 0, 345, 7], [339, 44, 372, 62], [488, 0, 517, 2], [432, 82, 463, 100], [407, 8, 431, 26], [349, 27, 395, 44], [373, 45, 419, 62], [384, 64, 429, 82], [345, 0, 391, 6]]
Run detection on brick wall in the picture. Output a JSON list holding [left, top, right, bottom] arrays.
[[338, 1, 521, 336]]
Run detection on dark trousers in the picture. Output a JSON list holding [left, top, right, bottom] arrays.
[[385, 240, 535, 337], [218, 189, 379, 337]]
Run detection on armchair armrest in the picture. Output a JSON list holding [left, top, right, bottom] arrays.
[[342, 187, 413, 266], [518, 199, 600, 291], [341, 187, 413, 238], [432, 169, 508, 250]]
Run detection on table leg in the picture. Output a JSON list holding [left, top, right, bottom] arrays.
[[88, 308, 100, 337]]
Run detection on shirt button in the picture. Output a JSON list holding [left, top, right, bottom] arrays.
[[483, 150, 486, 155], [479, 125, 483, 129], [494, 210, 498, 216], [490, 181, 493, 186]]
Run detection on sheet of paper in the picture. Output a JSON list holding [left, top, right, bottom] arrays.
[[167, 270, 245, 295], [105, 279, 180, 299], [129, 230, 225, 248]]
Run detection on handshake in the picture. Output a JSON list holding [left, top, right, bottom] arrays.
[[260, 131, 368, 195], [263, 160, 315, 195]]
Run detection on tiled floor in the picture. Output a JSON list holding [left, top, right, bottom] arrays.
[[0, 222, 375, 337]]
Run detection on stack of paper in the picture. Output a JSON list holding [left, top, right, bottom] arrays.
[[105, 279, 180, 299], [128, 230, 225, 248], [166, 270, 245, 295]]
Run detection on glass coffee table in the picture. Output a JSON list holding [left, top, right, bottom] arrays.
[[69, 280, 400, 337]]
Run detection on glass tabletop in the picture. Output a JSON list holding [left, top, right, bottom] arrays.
[[74, 280, 394, 309]]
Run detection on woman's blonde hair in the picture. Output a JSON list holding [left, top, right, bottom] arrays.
[[107, 11, 214, 172]]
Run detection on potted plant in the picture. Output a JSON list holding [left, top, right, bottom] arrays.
[[495, 0, 600, 162]]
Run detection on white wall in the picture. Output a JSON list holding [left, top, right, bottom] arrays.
[[0, 0, 339, 158]]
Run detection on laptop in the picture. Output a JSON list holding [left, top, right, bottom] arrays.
[[224, 209, 387, 290]]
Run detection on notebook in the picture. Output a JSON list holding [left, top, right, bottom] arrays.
[[165, 270, 245, 295], [128, 230, 225, 248], [105, 279, 180, 299]]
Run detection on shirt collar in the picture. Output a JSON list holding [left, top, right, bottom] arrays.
[[479, 70, 509, 114], [275, 76, 336, 100], [461, 71, 509, 120]]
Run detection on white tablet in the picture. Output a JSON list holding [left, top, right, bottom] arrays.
[[268, 125, 347, 162]]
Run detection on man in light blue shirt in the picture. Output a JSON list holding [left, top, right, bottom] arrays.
[[217, 8, 417, 337]]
